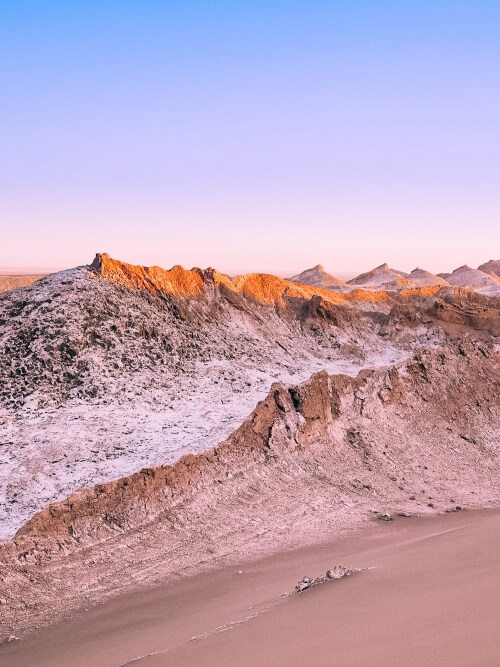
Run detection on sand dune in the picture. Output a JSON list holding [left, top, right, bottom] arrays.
[[2, 510, 500, 666]]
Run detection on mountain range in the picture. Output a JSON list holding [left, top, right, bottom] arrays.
[[0, 252, 499, 642], [291, 260, 500, 295]]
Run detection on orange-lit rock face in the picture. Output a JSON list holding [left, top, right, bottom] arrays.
[[399, 285, 444, 299], [343, 288, 391, 303], [229, 272, 347, 307], [90, 253, 206, 297], [90, 253, 394, 307]]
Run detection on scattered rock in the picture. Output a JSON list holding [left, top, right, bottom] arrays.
[[295, 566, 357, 593], [445, 505, 464, 513], [378, 513, 393, 521], [295, 576, 314, 592], [326, 566, 353, 580], [398, 512, 411, 518]]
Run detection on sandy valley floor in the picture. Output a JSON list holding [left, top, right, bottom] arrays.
[[2, 508, 500, 667]]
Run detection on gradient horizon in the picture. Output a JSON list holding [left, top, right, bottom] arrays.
[[1, 1, 499, 276]]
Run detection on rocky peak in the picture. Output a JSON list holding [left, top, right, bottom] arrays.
[[348, 263, 409, 288], [478, 259, 500, 278], [291, 265, 348, 291], [446, 265, 500, 289]]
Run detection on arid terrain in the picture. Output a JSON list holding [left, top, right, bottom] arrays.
[[0, 254, 499, 663], [0, 275, 46, 294]]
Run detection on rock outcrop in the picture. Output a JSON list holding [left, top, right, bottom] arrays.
[[0, 255, 397, 539], [1, 254, 498, 542]]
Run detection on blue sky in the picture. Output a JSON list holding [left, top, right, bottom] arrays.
[[1, 1, 499, 275]]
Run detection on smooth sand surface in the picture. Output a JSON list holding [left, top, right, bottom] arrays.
[[2, 509, 500, 666]]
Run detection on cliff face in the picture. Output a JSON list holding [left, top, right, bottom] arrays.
[[91, 252, 403, 307], [432, 289, 500, 334], [91, 252, 348, 306]]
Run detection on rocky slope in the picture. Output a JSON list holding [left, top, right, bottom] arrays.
[[0, 254, 407, 539], [0, 338, 499, 639], [299, 261, 500, 294], [347, 264, 454, 291], [1, 254, 499, 542]]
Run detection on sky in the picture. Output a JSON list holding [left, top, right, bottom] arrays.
[[1, 1, 499, 276]]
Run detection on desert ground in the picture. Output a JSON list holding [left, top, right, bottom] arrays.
[[1, 509, 500, 666]]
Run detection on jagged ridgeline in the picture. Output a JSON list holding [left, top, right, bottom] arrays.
[[0, 253, 499, 641], [0, 253, 388, 409], [1, 253, 498, 411]]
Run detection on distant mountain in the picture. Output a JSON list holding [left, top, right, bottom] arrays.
[[0, 274, 45, 293], [347, 263, 410, 290], [294, 264, 449, 292], [478, 260, 500, 279], [445, 265, 500, 293], [290, 265, 349, 291], [405, 268, 450, 289]]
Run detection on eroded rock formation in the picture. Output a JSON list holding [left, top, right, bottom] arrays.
[[1, 340, 498, 638]]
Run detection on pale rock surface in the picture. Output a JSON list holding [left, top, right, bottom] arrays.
[[347, 263, 410, 290], [290, 265, 350, 291], [478, 259, 500, 279], [445, 265, 500, 297], [405, 268, 450, 288]]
